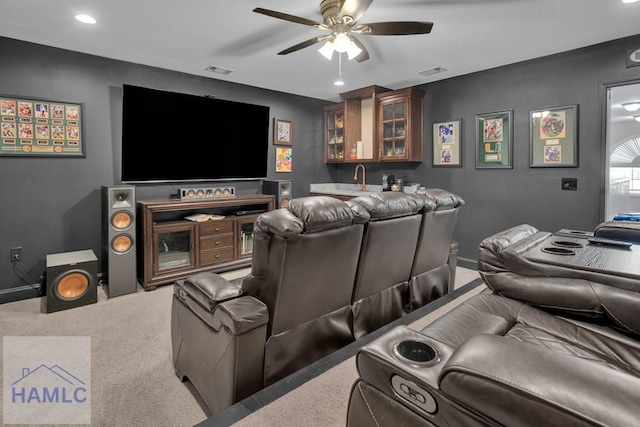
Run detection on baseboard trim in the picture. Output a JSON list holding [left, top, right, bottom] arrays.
[[0, 284, 40, 305], [457, 256, 477, 270]]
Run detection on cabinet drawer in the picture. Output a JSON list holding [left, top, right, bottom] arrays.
[[200, 221, 233, 236], [200, 234, 234, 250], [200, 247, 234, 265]]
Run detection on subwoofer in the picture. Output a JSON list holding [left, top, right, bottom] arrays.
[[262, 180, 292, 208], [102, 185, 137, 298], [42, 250, 97, 313]]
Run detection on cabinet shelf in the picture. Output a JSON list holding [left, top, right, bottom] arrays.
[[138, 194, 275, 290]]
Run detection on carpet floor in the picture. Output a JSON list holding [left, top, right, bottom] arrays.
[[0, 267, 480, 427]]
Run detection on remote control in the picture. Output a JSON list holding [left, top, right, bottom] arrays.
[[587, 237, 633, 248]]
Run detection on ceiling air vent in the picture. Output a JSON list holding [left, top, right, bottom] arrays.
[[204, 66, 233, 75], [418, 67, 446, 77]]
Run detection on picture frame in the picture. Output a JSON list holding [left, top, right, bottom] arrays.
[[475, 110, 513, 169], [432, 119, 462, 167], [276, 147, 292, 172], [273, 118, 293, 145], [0, 94, 85, 157], [529, 104, 578, 168]]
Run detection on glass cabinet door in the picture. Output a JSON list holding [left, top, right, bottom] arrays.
[[154, 223, 195, 273], [236, 215, 259, 259], [380, 100, 407, 159], [325, 108, 345, 162]]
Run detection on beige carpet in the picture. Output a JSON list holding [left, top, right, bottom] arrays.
[[0, 267, 480, 427]]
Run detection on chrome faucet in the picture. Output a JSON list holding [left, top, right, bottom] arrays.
[[354, 164, 366, 191]]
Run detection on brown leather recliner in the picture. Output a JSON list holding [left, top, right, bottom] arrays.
[[409, 189, 465, 311], [172, 196, 368, 414], [347, 192, 427, 339], [346, 224, 640, 427]]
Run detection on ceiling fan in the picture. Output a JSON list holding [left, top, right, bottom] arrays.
[[253, 0, 433, 62]]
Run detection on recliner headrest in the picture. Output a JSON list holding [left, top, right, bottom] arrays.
[[349, 192, 426, 220], [417, 188, 465, 211], [287, 196, 369, 233]]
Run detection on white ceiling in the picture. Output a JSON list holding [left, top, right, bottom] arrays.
[[1, 0, 639, 104]]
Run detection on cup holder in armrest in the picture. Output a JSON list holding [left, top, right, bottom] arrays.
[[551, 240, 584, 249], [541, 247, 576, 255], [393, 340, 439, 367]]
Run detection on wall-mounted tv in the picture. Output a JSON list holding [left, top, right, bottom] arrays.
[[121, 84, 270, 184]]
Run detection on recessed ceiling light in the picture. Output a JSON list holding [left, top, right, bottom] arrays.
[[75, 14, 96, 24]]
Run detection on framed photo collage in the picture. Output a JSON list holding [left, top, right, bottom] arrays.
[[1, 95, 85, 157]]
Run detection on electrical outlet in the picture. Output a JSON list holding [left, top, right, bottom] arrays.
[[10, 247, 22, 263]]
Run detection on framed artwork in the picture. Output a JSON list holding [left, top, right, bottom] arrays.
[[0, 94, 85, 157], [432, 119, 462, 167], [475, 110, 513, 169], [529, 104, 578, 167], [276, 147, 292, 172], [273, 118, 293, 145]]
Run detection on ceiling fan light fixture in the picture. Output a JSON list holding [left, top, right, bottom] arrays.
[[318, 41, 335, 60], [346, 41, 362, 60], [333, 33, 351, 53], [622, 102, 640, 112]]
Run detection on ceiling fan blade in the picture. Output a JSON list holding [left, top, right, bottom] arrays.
[[356, 21, 434, 35], [339, 0, 374, 23], [278, 36, 329, 55], [350, 36, 370, 62], [253, 7, 326, 28]]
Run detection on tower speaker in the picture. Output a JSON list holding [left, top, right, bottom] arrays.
[[102, 185, 137, 298], [42, 250, 97, 313], [262, 180, 292, 208]]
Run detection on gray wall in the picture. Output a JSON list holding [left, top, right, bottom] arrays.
[[333, 34, 640, 265], [0, 37, 332, 296], [3, 34, 640, 297]]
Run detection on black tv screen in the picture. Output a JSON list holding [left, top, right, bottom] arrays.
[[121, 85, 270, 183]]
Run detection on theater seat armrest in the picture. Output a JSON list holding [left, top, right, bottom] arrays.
[[440, 334, 640, 427], [216, 296, 269, 335], [175, 272, 242, 313]]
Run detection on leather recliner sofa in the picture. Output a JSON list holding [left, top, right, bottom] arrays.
[[346, 224, 640, 427], [172, 190, 463, 415]]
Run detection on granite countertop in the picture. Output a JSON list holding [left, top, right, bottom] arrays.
[[310, 183, 382, 196]]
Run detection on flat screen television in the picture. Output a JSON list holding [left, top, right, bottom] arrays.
[[121, 84, 270, 183]]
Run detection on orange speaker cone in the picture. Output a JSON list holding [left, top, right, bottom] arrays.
[[112, 234, 133, 253], [57, 273, 89, 299], [187, 189, 195, 197], [196, 189, 205, 197], [111, 211, 132, 230]]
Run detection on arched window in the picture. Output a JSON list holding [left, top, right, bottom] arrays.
[[610, 136, 640, 194]]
